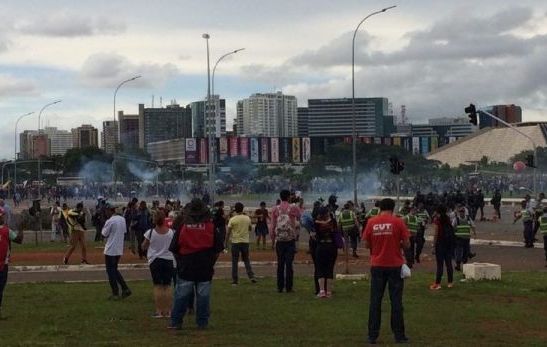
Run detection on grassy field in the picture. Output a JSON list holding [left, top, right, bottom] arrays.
[[2, 273, 547, 346]]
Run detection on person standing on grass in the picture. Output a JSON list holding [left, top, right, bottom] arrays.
[[0, 207, 23, 319], [271, 190, 301, 293], [539, 207, 547, 267], [454, 206, 476, 272], [169, 199, 224, 330], [101, 203, 131, 300], [63, 202, 89, 265], [254, 202, 270, 250], [226, 202, 257, 285], [134, 201, 152, 260], [430, 204, 456, 290], [313, 206, 338, 298], [363, 198, 410, 344], [142, 210, 174, 318]]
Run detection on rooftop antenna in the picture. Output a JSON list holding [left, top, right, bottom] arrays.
[[152, 95, 155, 108], [160, 96, 163, 108]]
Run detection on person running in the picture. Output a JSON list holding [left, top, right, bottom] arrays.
[[254, 202, 269, 250], [63, 202, 89, 265], [0, 207, 24, 319], [101, 203, 131, 300], [363, 198, 410, 344], [314, 206, 338, 298], [142, 210, 174, 318], [430, 205, 456, 290], [271, 190, 300, 293], [169, 198, 224, 330], [454, 206, 476, 271], [338, 201, 359, 258], [226, 202, 257, 285]]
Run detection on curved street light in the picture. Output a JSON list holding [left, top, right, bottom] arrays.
[[209, 47, 245, 204], [351, 6, 397, 206], [37, 100, 62, 197], [113, 75, 141, 123], [13, 112, 35, 197]]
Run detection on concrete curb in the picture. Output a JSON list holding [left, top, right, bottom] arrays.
[[10, 260, 314, 273]]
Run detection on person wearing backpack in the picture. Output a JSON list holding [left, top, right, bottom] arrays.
[[271, 190, 301, 293], [0, 207, 24, 319], [430, 204, 455, 290]]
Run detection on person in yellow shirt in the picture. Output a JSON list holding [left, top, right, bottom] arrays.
[[226, 202, 256, 285]]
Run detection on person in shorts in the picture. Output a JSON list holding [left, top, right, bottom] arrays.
[[142, 210, 175, 318], [254, 202, 269, 250]]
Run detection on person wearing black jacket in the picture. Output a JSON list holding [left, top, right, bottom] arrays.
[[491, 190, 502, 220], [168, 199, 223, 330]]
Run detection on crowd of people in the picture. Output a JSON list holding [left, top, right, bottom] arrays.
[[2, 183, 547, 344]]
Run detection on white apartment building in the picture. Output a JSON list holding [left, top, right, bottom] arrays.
[[236, 92, 298, 137], [43, 127, 73, 156]]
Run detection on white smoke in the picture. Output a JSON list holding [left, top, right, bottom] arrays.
[[78, 160, 112, 182], [126, 162, 159, 182]]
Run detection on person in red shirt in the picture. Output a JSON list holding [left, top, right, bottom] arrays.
[[363, 198, 410, 345]]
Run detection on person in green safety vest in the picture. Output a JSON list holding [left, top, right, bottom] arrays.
[[398, 200, 411, 217], [514, 200, 534, 248], [454, 207, 476, 271], [533, 193, 545, 240], [538, 207, 547, 267], [402, 206, 419, 268], [364, 200, 380, 226], [414, 203, 430, 264], [337, 201, 359, 258]]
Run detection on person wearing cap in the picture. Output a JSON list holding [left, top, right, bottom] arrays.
[[63, 202, 89, 265], [101, 203, 131, 300], [0, 207, 23, 319], [169, 198, 224, 330]]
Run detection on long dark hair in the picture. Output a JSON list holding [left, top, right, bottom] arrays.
[[435, 204, 451, 226]]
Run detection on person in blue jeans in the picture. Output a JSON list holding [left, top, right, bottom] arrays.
[[168, 199, 223, 330]]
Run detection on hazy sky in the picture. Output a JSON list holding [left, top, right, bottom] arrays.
[[1, 0, 547, 159]]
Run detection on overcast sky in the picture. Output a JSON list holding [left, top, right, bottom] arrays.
[[1, 0, 547, 159]]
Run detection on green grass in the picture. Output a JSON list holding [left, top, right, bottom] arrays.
[[2, 273, 547, 346]]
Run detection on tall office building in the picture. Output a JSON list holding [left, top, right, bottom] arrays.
[[118, 111, 140, 150], [297, 107, 309, 137], [307, 98, 390, 137], [138, 103, 192, 151], [32, 134, 49, 159], [190, 95, 226, 138], [72, 124, 99, 148], [43, 127, 73, 156], [479, 104, 522, 129], [102, 121, 118, 154], [19, 130, 38, 160], [236, 92, 298, 137]]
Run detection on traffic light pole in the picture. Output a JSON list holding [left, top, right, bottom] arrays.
[[479, 109, 538, 195]]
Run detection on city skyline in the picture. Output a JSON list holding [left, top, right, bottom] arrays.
[[2, 0, 547, 159]]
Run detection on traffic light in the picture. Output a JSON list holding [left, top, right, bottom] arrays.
[[389, 157, 405, 175], [526, 154, 535, 168], [465, 104, 478, 125]]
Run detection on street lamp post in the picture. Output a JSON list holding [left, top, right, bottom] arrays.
[[351, 6, 396, 207], [14, 112, 35, 197], [37, 100, 61, 198], [202, 33, 213, 205], [210, 47, 245, 204], [113, 75, 141, 139]]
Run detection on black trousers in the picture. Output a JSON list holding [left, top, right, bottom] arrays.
[[309, 239, 320, 294], [136, 230, 146, 258], [231, 243, 255, 283], [543, 235, 547, 261], [494, 205, 501, 219], [105, 255, 129, 296], [404, 235, 416, 266], [415, 229, 425, 259], [435, 245, 454, 284], [368, 266, 406, 341], [0, 266, 8, 308], [276, 240, 296, 292]]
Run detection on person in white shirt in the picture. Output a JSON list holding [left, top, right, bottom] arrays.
[[142, 210, 175, 318], [101, 204, 131, 300]]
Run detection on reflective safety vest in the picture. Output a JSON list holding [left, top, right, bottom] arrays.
[[455, 218, 471, 238], [416, 211, 429, 226], [398, 206, 410, 217], [539, 216, 547, 235], [521, 210, 532, 223], [357, 211, 366, 224], [339, 210, 356, 232], [366, 208, 380, 218], [404, 215, 418, 233]]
